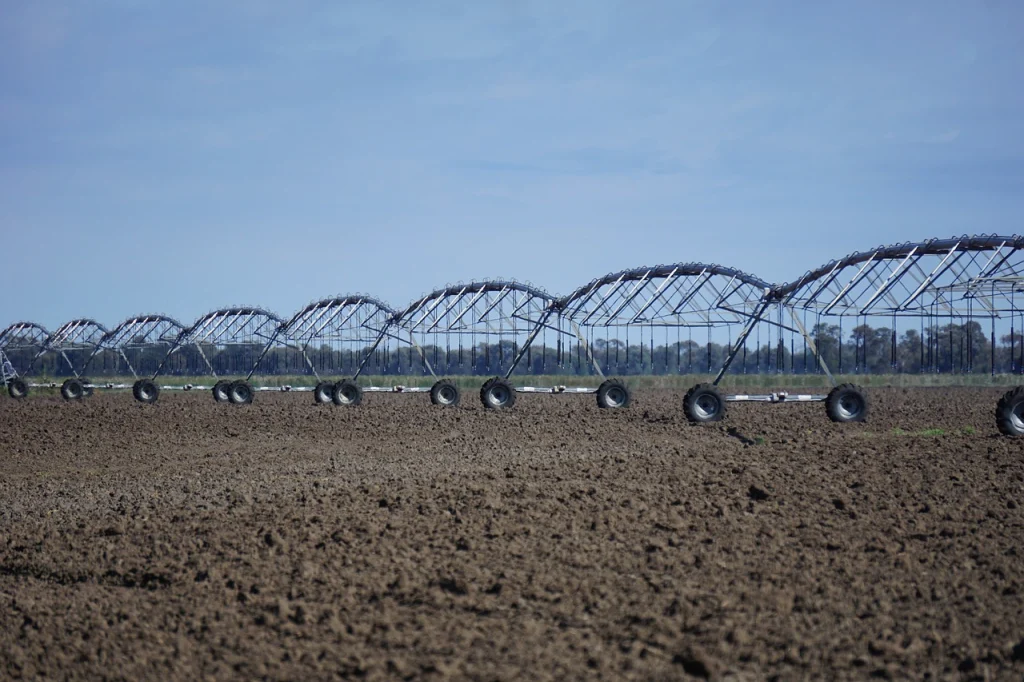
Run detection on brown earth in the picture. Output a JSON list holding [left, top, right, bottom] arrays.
[[1, 386, 1023, 681]]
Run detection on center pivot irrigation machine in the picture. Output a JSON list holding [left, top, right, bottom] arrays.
[[254, 294, 401, 406], [555, 262, 862, 424], [655, 236, 1024, 430], [126, 307, 286, 404], [772, 235, 1024, 435], [0, 319, 109, 400], [389, 280, 625, 409], [0, 321, 49, 399], [4, 234, 1022, 436]]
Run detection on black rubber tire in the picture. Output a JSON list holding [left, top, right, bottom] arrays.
[[61, 378, 85, 401], [430, 379, 460, 407], [825, 383, 868, 423], [229, 380, 254, 405], [212, 380, 231, 403], [7, 378, 28, 399], [596, 378, 631, 409], [135, 379, 159, 404], [313, 381, 334, 404], [683, 383, 726, 423], [80, 378, 94, 397], [995, 386, 1024, 437], [480, 377, 516, 410], [332, 379, 362, 406]]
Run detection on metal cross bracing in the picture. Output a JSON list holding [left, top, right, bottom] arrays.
[[82, 314, 186, 379], [774, 235, 1024, 318], [394, 280, 574, 388], [769, 234, 1024, 378], [559, 263, 776, 379], [37, 319, 109, 378], [0, 322, 50, 376], [560, 263, 772, 329], [152, 307, 285, 382], [271, 295, 398, 381]]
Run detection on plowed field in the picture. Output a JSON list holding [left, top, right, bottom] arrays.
[[2, 387, 1023, 680]]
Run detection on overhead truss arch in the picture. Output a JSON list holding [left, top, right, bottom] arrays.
[[154, 306, 284, 380], [774, 235, 1024, 317], [40, 319, 109, 377], [394, 280, 561, 379], [560, 263, 772, 328], [83, 314, 186, 378], [268, 295, 399, 380], [0, 321, 51, 350], [0, 322, 51, 376]]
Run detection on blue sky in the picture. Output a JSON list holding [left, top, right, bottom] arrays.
[[1, 0, 1022, 329]]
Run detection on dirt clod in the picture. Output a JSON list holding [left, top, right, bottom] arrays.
[[748, 485, 770, 501]]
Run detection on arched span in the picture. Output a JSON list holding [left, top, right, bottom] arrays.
[[273, 295, 400, 380], [87, 314, 186, 379], [46, 319, 108, 349], [100, 314, 186, 348], [392, 280, 559, 380], [179, 307, 284, 343], [397, 280, 557, 325], [154, 307, 285, 380], [774, 234, 1024, 316], [560, 263, 772, 328], [0, 322, 52, 376], [0, 321, 51, 349], [283, 295, 398, 334]]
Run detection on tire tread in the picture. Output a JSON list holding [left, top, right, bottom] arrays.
[[996, 385, 1024, 436]]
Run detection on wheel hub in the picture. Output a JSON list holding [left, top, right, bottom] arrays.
[[695, 394, 720, 419], [489, 385, 510, 405], [1012, 401, 1024, 432], [605, 386, 626, 407], [838, 394, 863, 419]]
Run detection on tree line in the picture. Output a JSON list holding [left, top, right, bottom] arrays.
[[5, 321, 1024, 378]]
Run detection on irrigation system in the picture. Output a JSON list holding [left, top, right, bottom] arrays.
[[2, 234, 1022, 435]]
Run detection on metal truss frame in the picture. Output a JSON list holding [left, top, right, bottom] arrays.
[[81, 314, 186, 379], [764, 234, 1024, 381], [153, 307, 284, 382], [5, 232, 1022, 407], [559, 263, 777, 385], [775, 235, 1024, 318], [0, 322, 51, 377], [393, 280, 577, 391], [560, 263, 772, 328], [34, 319, 109, 378], [271, 295, 399, 381]]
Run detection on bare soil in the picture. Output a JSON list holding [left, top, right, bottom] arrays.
[[1, 387, 1023, 680]]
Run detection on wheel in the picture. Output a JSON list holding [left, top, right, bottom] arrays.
[[683, 383, 726, 423], [596, 378, 630, 409], [7, 378, 28, 399], [825, 383, 868, 423], [332, 379, 362, 406], [480, 377, 516, 410], [79, 378, 94, 397], [314, 381, 334, 404], [60, 378, 85, 401], [996, 386, 1024, 436], [228, 380, 254, 405], [134, 379, 159, 404], [212, 380, 231, 403], [430, 379, 460, 407]]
